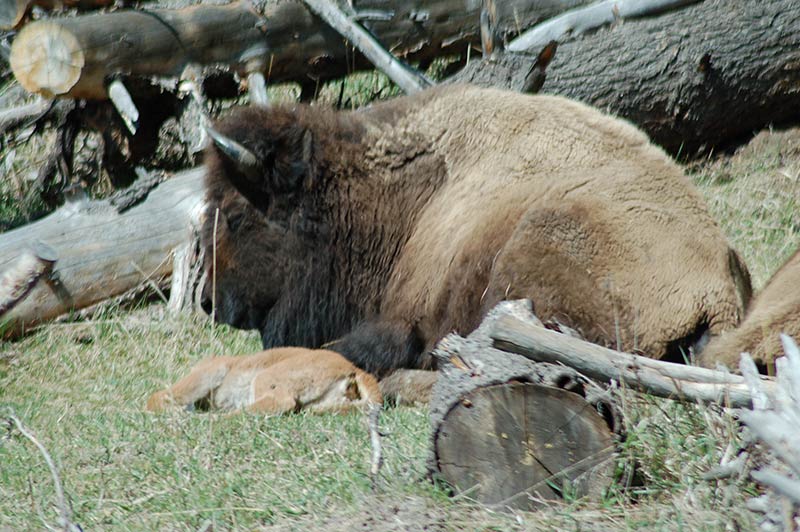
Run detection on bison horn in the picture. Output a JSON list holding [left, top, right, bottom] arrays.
[[205, 126, 261, 181]]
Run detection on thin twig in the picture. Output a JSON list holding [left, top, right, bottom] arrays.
[[7, 411, 82, 532], [367, 403, 383, 489]]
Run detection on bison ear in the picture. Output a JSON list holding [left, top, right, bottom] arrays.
[[269, 127, 316, 193]]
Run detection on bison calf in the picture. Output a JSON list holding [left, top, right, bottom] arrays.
[[146, 348, 380, 414]]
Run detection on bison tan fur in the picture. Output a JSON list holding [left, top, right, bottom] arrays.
[[699, 249, 800, 370], [200, 84, 751, 374]]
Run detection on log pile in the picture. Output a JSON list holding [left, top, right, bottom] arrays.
[[426, 299, 780, 511], [428, 300, 619, 511]]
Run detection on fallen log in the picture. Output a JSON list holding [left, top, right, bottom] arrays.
[[452, 0, 800, 156], [10, 0, 591, 99], [490, 312, 776, 408], [428, 300, 619, 511], [0, 167, 207, 338], [10, 1, 266, 99]]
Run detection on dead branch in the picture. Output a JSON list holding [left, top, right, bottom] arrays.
[[0, 99, 48, 134], [367, 403, 382, 488], [6, 411, 82, 532], [739, 335, 800, 530], [302, 0, 430, 94], [508, 0, 702, 52], [490, 311, 775, 408]]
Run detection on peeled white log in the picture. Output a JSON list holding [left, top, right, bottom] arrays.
[[0, 168, 207, 337], [507, 0, 701, 52], [490, 312, 776, 408]]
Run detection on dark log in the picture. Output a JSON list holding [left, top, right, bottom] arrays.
[[428, 300, 618, 511], [451, 0, 800, 157], [0, 168, 207, 338], [10, 0, 592, 99]]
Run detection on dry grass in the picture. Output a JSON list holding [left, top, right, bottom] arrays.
[[2, 82, 799, 529], [690, 127, 800, 289]]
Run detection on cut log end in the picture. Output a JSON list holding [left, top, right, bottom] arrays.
[[433, 382, 615, 511], [10, 21, 85, 98]]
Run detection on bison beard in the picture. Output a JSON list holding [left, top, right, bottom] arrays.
[[253, 241, 427, 377], [200, 85, 753, 375]]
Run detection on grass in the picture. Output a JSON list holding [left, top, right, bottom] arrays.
[[2, 77, 798, 530], [0, 313, 757, 531], [689, 127, 800, 289]]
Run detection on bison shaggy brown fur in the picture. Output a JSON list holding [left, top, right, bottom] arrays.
[[200, 84, 751, 376], [699, 249, 800, 370]]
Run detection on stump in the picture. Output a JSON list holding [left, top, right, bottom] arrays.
[[428, 300, 619, 511]]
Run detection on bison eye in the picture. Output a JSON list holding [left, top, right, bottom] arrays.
[[226, 213, 245, 233]]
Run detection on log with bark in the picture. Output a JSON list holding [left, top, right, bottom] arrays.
[[451, 0, 800, 156], [10, 1, 266, 99], [9, 0, 592, 99], [428, 300, 620, 511], [0, 167, 207, 338], [428, 298, 787, 510]]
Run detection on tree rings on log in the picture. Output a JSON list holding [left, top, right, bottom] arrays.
[[433, 381, 615, 511], [11, 21, 85, 99]]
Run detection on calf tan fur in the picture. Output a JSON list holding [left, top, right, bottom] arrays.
[[146, 348, 381, 414]]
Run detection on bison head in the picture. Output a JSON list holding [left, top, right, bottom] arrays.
[[199, 194, 289, 330], [197, 106, 326, 332]]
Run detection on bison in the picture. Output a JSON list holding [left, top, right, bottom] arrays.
[[699, 248, 800, 371], [199, 84, 752, 376]]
